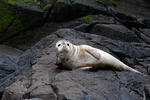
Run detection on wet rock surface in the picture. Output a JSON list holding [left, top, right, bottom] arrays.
[[2, 29, 150, 100]]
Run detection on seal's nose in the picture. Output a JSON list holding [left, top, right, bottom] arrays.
[[63, 45, 67, 49], [63, 45, 68, 52]]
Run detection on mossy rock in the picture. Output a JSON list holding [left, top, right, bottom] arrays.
[[50, 0, 101, 22], [0, 1, 23, 41], [40, 0, 54, 10], [0, 1, 44, 42], [0, 2, 14, 31], [80, 15, 96, 20], [51, 0, 150, 22], [2, 0, 40, 6], [99, 0, 150, 17]]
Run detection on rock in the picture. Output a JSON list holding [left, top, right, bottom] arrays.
[[2, 75, 30, 100], [0, 45, 23, 80], [3, 0, 41, 10], [0, 45, 23, 91], [52, 70, 141, 100], [40, 0, 54, 10], [78, 14, 115, 24], [90, 24, 142, 42], [0, 1, 45, 42], [3, 22, 60, 50], [49, 0, 150, 22], [144, 85, 150, 100], [110, 0, 150, 18], [0, 55, 17, 72], [50, 0, 100, 21], [2, 29, 150, 100], [141, 28, 150, 38], [29, 56, 57, 100], [74, 23, 89, 32], [0, 45, 23, 56], [23, 98, 43, 100], [0, 45, 23, 71]]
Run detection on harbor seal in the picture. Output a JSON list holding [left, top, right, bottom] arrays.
[[55, 40, 141, 74]]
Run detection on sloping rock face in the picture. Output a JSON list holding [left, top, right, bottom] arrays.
[[2, 29, 150, 100], [0, 45, 23, 94]]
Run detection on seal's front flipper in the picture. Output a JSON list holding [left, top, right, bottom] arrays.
[[83, 45, 101, 60], [56, 56, 61, 65]]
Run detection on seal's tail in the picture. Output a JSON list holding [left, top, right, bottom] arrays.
[[123, 65, 147, 76], [126, 66, 141, 74]]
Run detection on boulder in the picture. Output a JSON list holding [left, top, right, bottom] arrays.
[[90, 24, 142, 42], [23, 98, 43, 100], [52, 70, 143, 100], [29, 55, 57, 100], [0, 44, 23, 74], [49, 0, 150, 22], [0, 1, 45, 42], [40, 0, 54, 10], [50, 0, 101, 21], [141, 28, 150, 38], [0, 45, 23, 93], [2, 75, 30, 100], [144, 85, 150, 100], [2, 28, 150, 100], [2, 0, 41, 10]]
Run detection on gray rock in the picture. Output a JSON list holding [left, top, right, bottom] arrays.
[[50, 0, 150, 22], [2, 75, 30, 100], [29, 56, 57, 100], [74, 24, 89, 32], [0, 45, 23, 77], [142, 28, 150, 38], [23, 98, 43, 100], [0, 45, 24, 98], [52, 70, 141, 100], [90, 24, 142, 42], [144, 85, 150, 100], [2, 29, 150, 100], [0, 1, 45, 43], [50, 0, 101, 21]]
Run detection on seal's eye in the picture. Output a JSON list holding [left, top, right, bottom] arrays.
[[67, 43, 69, 46], [58, 44, 61, 47]]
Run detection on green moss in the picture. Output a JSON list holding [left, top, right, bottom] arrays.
[[2, 0, 40, 5], [0, 2, 15, 31], [7, 0, 24, 5], [43, 3, 52, 10], [24, 0, 40, 5], [8, 19, 24, 33], [108, 0, 143, 14], [80, 15, 95, 20], [57, 0, 71, 4], [0, 1, 24, 33]]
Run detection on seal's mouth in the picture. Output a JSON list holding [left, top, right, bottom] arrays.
[[58, 51, 68, 59], [59, 48, 69, 55], [62, 46, 69, 52]]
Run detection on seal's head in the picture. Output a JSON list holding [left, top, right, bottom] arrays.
[[56, 40, 73, 57]]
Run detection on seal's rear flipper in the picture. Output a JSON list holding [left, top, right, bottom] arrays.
[[79, 67, 92, 70]]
